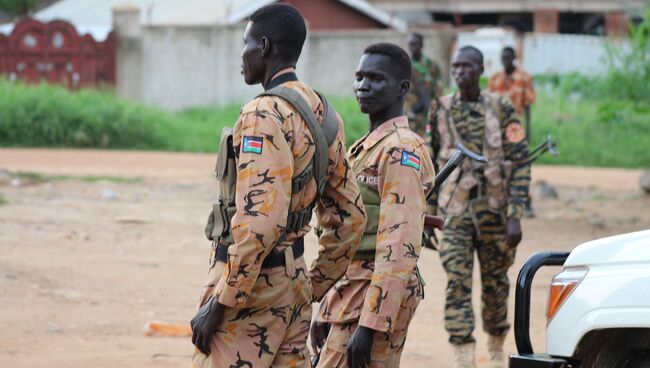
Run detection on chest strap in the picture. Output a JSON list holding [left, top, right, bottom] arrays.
[[257, 86, 339, 233]]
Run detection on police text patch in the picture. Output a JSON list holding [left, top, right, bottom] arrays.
[[242, 136, 263, 154], [401, 150, 420, 171]]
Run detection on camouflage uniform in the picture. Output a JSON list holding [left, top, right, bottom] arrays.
[[425, 91, 530, 345], [193, 69, 366, 368], [406, 55, 441, 137], [315, 116, 435, 367], [487, 68, 536, 117]]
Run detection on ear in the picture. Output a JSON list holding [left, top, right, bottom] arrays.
[[479, 64, 485, 76], [399, 79, 411, 96], [260, 36, 270, 58]]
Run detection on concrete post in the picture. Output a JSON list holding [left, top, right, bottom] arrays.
[[534, 9, 559, 34], [113, 4, 142, 101], [605, 12, 628, 37]]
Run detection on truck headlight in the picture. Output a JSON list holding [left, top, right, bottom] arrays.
[[547, 266, 588, 322]]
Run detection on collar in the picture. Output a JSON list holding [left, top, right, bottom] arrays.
[[265, 68, 298, 90], [451, 91, 487, 116], [361, 115, 409, 151]]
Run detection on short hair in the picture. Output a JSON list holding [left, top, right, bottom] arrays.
[[502, 46, 516, 56], [249, 4, 307, 64], [458, 45, 484, 66], [410, 32, 424, 42], [363, 42, 412, 81]]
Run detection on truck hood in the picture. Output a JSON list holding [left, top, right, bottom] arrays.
[[564, 230, 650, 267]]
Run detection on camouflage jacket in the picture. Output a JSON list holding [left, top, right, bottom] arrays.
[[213, 70, 367, 308], [317, 116, 435, 333], [488, 68, 536, 115], [425, 91, 531, 219]]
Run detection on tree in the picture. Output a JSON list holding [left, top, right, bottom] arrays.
[[0, 0, 40, 18]]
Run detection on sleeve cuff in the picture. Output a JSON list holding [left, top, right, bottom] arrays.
[[507, 202, 524, 220], [213, 276, 248, 308], [358, 311, 392, 333]]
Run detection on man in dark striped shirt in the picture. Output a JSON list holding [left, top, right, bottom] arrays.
[[425, 45, 531, 368]]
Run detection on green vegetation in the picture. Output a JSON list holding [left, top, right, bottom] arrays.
[[0, 80, 224, 152], [12, 171, 142, 184], [1, 8, 649, 168], [0, 0, 39, 17], [529, 91, 650, 168], [0, 193, 6, 206]]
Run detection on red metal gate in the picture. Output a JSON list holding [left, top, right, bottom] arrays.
[[0, 18, 115, 89]]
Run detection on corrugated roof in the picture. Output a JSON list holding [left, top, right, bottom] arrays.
[[9, 0, 406, 40]]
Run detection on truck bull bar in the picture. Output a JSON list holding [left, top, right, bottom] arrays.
[[509, 251, 572, 368]]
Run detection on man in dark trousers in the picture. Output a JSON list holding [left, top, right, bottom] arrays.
[[426, 46, 531, 368]]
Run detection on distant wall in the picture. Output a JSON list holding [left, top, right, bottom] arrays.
[[456, 30, 629, 78], [114, 11, 455, 110]]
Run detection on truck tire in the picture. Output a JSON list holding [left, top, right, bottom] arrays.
[[578, 329, 650, 368]]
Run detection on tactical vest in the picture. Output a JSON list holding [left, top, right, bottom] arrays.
[[349, 133, 392, 261], [435, 92, 511, 215], [204, 86, 339, 247]]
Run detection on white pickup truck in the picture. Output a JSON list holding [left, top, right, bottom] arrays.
[[509, 230, 650, 368]]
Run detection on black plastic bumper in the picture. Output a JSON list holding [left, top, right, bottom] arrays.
[[510, 251, 572, 368], [509, 354, 571, 368]]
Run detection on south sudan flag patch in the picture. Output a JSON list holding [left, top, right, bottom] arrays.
[[242, 136, 263, 154], [401, 150, 420, 171]]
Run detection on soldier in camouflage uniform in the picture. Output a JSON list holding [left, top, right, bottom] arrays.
[[405, 33, 442, 138], [425, 46, 530, 368], [190, 5, 366, 367], [311, 43, 435, 368]]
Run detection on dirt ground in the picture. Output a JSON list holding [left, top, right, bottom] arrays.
[[1, 148, 648, 368]]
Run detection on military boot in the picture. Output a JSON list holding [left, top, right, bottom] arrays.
[[452, 342, 476, 368], [487, 334, 506, 368]]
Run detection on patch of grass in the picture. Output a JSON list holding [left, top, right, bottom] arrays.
[[12, 171, 142, 184], [530, 92, 650, 168], [13, 171, 47, 182], [2, 78, 649, 168], [0, 193, 6, 205]]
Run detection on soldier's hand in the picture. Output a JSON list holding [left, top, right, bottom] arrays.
[[190, 296, 225, 355], [347, 325, 374, 368], [309, 321, 330, 354], [506, 217, 523, 248]]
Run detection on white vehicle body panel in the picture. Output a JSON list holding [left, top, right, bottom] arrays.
[[546, 230, 650, 357]]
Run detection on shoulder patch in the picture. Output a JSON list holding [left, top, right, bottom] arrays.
[[505, 121, 526, 143], [242, 136, 264, 154], [401, 150, 420, 171]]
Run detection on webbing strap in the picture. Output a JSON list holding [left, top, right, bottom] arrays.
[[259, 87, 338, 195], [257, 86, 339, 232]]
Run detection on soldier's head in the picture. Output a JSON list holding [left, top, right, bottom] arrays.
[[451, 46, 484, 91], [501, 46, 516, 72], [354, 42, 411, 116], [408, 33, 424, 59], [241, 4, 307, 85]]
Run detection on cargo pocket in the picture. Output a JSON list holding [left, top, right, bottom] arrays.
[[444, 174, 477, 215], [485, 165, 506, 212]]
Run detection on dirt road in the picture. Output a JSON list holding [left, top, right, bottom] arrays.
[[0, 148, 648, 367]]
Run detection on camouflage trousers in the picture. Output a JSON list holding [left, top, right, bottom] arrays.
[[439, 200, 516, 345], [192, 256, 313, 368], [315, 274, 424, 367]]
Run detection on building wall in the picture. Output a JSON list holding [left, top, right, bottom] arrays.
[[282, 0, 385, 30], [116, 17, 454, 110], [456, 30, 629, 77], [368, 0, 646, 13]]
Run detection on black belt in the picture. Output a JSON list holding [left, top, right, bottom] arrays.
[[215, 237, 305, 268]]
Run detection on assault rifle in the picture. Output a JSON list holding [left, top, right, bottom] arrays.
[[422, 142, 487, 238], [422, 135, 559, 249]]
